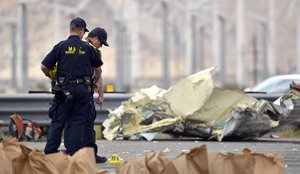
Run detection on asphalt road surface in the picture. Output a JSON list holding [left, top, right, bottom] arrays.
[[23, 138, 300, 174]]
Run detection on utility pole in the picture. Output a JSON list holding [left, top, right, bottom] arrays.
[[213, 0, 222, 84], [236, 0, 245, 88], [115, 19, 126, 91], [185, 3, 193, 76], [199, 26, 206, 70], [102, 0, 127, 91], [173, 0, 208, 76], [11, 23, 17, 88], [16, 0, 43, 93], [54, 3, 61, 43], [124, 0, 140, 86], [267, 0, 277, 76], [191, 14, 197, 74], [245, 9, 268, 82], [297, 3, 300, 73], [252, 33, 258, 84], [261, 22, 268, 79], [125, 0, 141, 85], [220, 16, 226, 86], [184, 2, 202, 76], [17, 2, 28, 93], [162, 0, 170, 89]]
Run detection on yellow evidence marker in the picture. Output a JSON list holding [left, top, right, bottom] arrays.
[[108, 153, 122, 164]]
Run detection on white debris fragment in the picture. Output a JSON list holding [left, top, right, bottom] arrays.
[[163, 67, 215, 118], [139, 132, 174, 141], [103, 67, 300, 141], [269, 134, 280, 139], [163, 147, 170, 153]]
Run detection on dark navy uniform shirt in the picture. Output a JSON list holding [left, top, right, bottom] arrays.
[[42, 35, 103, 78]]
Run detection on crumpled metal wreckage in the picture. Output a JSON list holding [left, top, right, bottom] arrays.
[[103, 67, 300, 141]]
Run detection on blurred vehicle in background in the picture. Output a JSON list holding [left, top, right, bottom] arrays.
[[244, 75, 300, 129], [244, 74, 300, 102], [245, 74, 300, 94]]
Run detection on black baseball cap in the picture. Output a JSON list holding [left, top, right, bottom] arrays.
[[88, 27, 109, 46], [70, 17, 89, 32]]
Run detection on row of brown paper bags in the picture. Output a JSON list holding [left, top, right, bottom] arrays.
[[0, 142, 285, 174], [0, 142, 108, 174], [116, 145, 285, 174]]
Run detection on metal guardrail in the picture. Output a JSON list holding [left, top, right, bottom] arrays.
[[0, 93, 132, 126], [0, 92, 299, 129]]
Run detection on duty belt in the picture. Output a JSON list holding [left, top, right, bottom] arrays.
[[68, 79, 85, 84], [56, 76, 92, 85]]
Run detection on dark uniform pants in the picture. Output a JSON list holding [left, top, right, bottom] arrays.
[[44, 86, 98, 155]]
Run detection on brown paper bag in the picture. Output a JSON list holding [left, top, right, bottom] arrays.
[[95, 168, 111, 174], [116, 155, 151, 174], [164, 144, 209, 174], [145, 152, 169, 174], [6, 142, 59, 174], [1, 142, 40, 174], [116, 152, 168, 174], [46, 152, 71, 173], [117, 145, 209, 174], [46, 149, 110, 174], [2, 142, 24, 160], [242, 148, 285, 174], [28, 149, 59, 174], [1, 142, 107, 174], [10, 143, 33, 174], [63, 147, 104, 174], [0, 142, 13, 174], [208, 152, 255, 174]]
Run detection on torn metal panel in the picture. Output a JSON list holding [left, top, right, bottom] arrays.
[[163, 67, 215, 118], [122, 117, 181, 137], [183, 120, 212, 139], [103, 67, 300, 141], [102, 115, 121, 141], [103, 85, 181, 140], [219, 91, 298, 141], [187, 88, 256, 125]]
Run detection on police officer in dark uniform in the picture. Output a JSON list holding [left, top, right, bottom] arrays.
[[81, 27, 110, 163], [41, 17, 107, 163]]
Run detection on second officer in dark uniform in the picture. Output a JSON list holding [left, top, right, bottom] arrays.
[[41, 17, 107, 163]]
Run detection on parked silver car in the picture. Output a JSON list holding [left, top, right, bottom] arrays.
[[245, 74, 300, 93]]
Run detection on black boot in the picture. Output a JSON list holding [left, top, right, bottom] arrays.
[[95, 155, 107, 163]]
